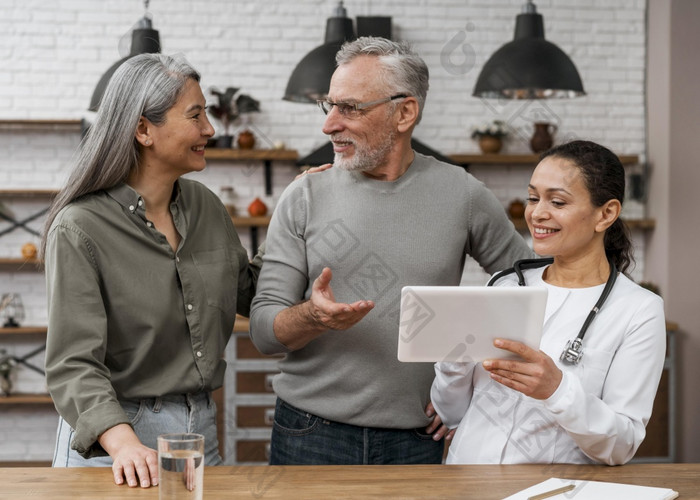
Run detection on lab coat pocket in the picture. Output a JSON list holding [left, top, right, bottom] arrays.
[[579, 347, 614, 396], [193, 247, 238, 313]]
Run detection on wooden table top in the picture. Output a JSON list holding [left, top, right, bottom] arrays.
[[1, 463, 697, 499]]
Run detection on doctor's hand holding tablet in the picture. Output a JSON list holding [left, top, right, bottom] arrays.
[[481, 337, 564, 401]]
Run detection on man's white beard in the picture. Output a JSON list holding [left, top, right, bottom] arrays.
[[333, 130, 396, 172]]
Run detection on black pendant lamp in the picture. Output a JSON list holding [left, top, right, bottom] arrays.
[[283, 2, 355, 103], [88, 1, 161, 111], [473, 0, 585, 99]]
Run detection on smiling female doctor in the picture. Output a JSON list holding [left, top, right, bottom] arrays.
[[431, 140, 666, 465]]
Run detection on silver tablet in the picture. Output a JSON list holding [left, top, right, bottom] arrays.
[[398, 286, 547, 363]]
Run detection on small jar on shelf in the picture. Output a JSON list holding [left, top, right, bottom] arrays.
[[247, 197, 268, 217], [219, 186, 238, 217]]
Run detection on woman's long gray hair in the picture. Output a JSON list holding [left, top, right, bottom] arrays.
[[41, 53, 200, 257]]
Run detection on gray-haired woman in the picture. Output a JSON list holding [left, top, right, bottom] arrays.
[[43, 53, 260, 488]]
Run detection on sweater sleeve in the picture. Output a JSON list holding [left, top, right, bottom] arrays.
[[249, 179, 309, 355], [465, 178, 535, 274], [543, 293, 667, 465], [44, 221, 129, 458]]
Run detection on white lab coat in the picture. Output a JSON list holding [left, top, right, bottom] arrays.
[[431, 268, 666, 465]]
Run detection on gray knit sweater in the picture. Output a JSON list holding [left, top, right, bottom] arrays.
[[250, 152, 532, 429]]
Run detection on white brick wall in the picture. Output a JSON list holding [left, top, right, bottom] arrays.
[[0, 0, 648, 463]]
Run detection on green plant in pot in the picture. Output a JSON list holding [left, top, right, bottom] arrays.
[[209, 87, 260, 149], [471, 119, 508, 154]]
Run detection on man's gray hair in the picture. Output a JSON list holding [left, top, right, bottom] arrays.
[[336, 36, 429, 124]]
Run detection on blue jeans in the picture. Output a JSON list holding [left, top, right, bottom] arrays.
[[269, 398, 444, 465], [52, 392, 221, 467]]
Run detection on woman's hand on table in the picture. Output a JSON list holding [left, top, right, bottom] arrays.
[[482, 338, 563, 400], [184, 455, 197, 491], [98, 423, 159, 488]]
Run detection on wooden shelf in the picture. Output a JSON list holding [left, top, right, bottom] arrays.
[[0, 326, 47, 336], [0, 119, 83, 132], [205, 148, 298, 161], [231, 216, 271, 228], [449, 153, 639, 166], [0, 394, 53, 404], [623, 218, 656, 230], [511, 217, 655, 231], [0, 258, 43, 272], [0, 189, 58, 197]]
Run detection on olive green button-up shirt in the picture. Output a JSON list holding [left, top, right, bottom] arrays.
[[45, 179, 260, 458]]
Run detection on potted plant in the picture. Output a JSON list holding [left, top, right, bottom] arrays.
[[209, 87, 261, 148], [471, 119, 508, 154]]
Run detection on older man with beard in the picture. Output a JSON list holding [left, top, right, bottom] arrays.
[[249, 36, 533, 465]]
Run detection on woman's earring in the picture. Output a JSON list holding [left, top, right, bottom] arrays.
[[145, 139, 151, 145]]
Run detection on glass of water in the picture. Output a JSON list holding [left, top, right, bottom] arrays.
[[157, 433, 205, 500]]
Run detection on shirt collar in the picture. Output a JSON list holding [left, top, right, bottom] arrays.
[[106, 182, 143, 214], [106, 180, 183, 214]]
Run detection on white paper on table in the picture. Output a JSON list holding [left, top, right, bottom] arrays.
[[502, 477, 679, 500]]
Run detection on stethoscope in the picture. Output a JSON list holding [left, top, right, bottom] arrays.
[[487, 257, 618, 365]]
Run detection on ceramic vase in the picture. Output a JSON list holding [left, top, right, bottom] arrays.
[[237, 130, 255, 149], [530, 122, 557, 153], [247, 197, 267, 217], [508, 199, 526, 219], [478, 135, 502, 154]]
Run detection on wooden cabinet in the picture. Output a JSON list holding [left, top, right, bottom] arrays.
[[225, 323, 281, 465], [236, 440, 271, 464]]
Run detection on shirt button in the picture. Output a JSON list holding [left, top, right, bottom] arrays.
[[187, 304, 193, 311], [138, 199, 143, 207], [129, 205, 135, 211], [196, 351, 202, 358], [176, 256, 180, 262], [147, 222, 153, 228]]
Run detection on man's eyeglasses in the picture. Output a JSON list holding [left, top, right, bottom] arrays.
[[317, 94, 408, 118]]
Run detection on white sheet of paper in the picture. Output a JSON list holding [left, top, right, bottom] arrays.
[[502, 477, 679, 500]]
